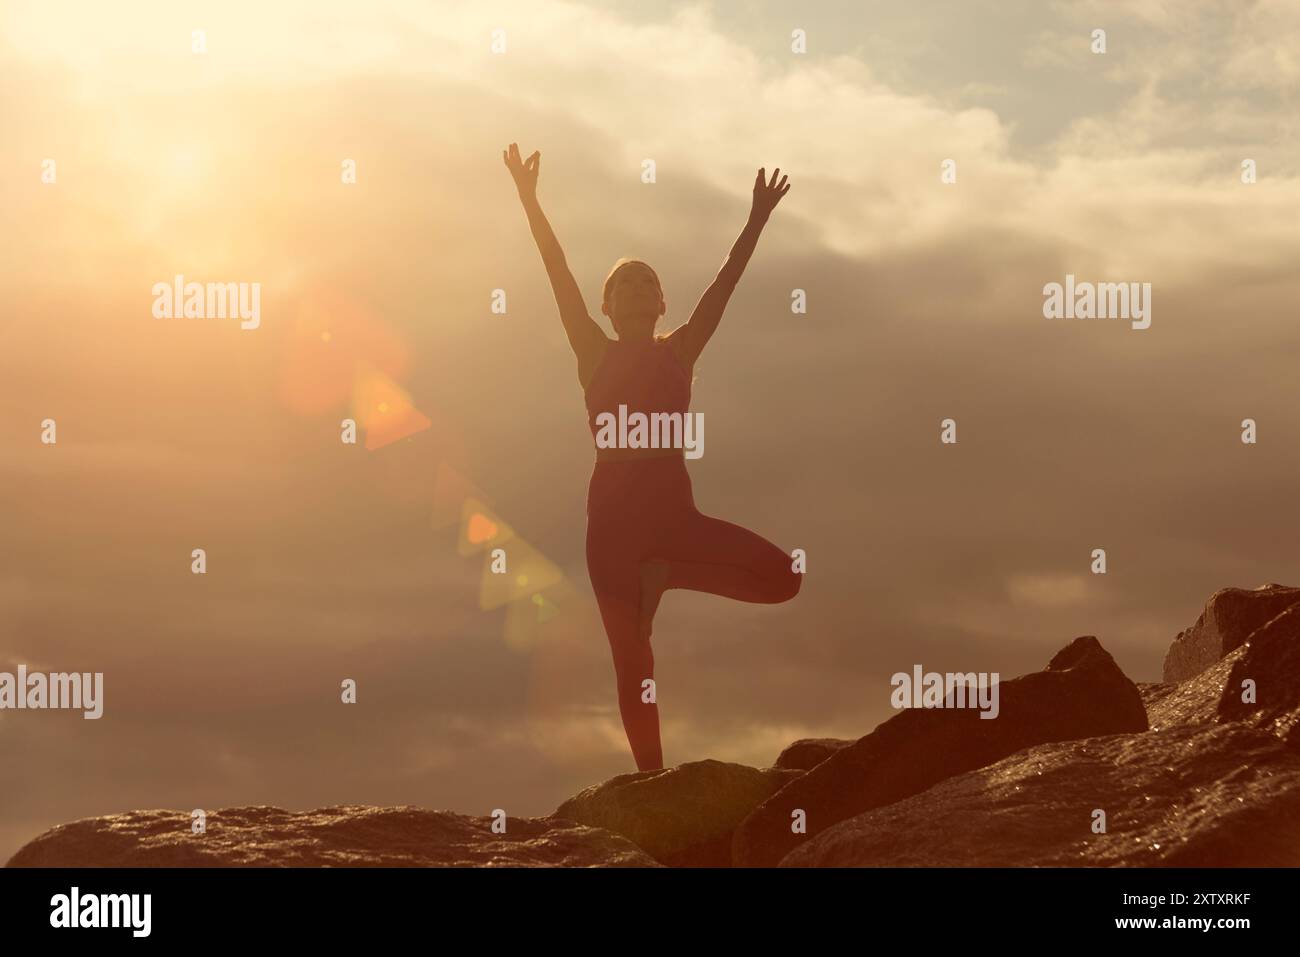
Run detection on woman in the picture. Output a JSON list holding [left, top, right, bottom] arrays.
[[503, 142, 801, 770]]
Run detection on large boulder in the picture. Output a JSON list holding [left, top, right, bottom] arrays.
[[1162, 583, 1300, 682], [1146, 591, 1300, 748], [782, 585, 1300, 867], [1218, 602, 1300, 748], [732, 636, 1147, 867], [6, 805, 659, 867], [781, 722, 1300, 867], [552, 759, 801, 866]]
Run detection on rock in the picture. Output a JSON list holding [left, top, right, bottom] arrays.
[[15, 586, 1300, 870], [5, 805, 659, 868], [552, 759, 802, 866], [1142, 646, 1248, 731], [774, 738, 854, 770], [780, 723, 1300, 867], [1148, 594, 1300, 748], [732, 636, 1148, 867], [1162, 584, 1300, 683], [1219, 602, 1300, 748]]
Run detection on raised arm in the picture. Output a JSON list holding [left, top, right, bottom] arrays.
[[502, 143, 608, 377], [672, 167, 790, 369]]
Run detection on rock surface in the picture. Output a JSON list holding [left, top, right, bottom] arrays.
[[6, 805, 660, 868], [1162, 583, 1300, 682], [731, 636, 1148, 867], [781, 723, 1300, 867], [551, 759, 801, 866], [1218, 602, 1300, 748], [1144, 598, 1300, 747], [774, 738, 854, 770], [780, 582, 1300, 867], [1141, 647, 1247, 731]]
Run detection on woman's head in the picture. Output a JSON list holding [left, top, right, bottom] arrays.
[[602, 258, 665, 340]]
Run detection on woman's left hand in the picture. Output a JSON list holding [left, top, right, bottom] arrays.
[[751, 167, 791, 218]]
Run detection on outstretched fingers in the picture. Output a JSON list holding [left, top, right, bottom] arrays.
[[755, 167, 790, 190], [503, 143, 542, 193]]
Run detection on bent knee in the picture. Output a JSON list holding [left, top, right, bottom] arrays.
[[777, 567, 803, 602], [760, 555, 802, 603]]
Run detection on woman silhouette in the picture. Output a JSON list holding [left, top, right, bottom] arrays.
[[503, 143, 801, 770]]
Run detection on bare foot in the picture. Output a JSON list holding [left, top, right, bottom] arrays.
[[638, 560, 671, 642]]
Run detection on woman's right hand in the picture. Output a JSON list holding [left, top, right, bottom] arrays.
[[503, 142, 540, 199]]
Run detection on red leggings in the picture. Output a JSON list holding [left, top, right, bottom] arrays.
[[585, 455, 802, 770]]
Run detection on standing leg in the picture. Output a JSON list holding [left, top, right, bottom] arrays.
[[586, 525, 664, 771]]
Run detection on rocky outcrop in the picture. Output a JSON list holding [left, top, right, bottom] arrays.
[[11, 585, 1300, 869], [1162, 583, 1300, 682], [774, 738, 853, 770], [551, 759, 801, 866], [781, 722, 1300, 867], [731, 636, 1148, 867], [6, 805, 659, 868], [1218, 602, 1300, 748], [1145, 591, 1300, 747], [782, 582, 1300, 867], [1141, 647, 1247, 730]]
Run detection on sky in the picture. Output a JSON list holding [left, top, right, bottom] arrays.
[[2, 0, 1299, 863]]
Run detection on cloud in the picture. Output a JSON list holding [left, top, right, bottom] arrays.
[[1007, 572, 1090, 608]]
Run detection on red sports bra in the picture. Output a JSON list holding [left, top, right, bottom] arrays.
[[584, 337, 692, 445]]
